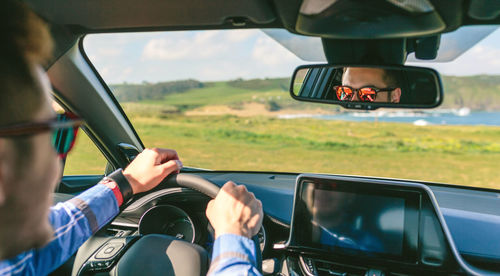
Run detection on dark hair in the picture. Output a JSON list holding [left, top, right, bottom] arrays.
[[382, 69, 399, 88], [0, 0, 54, 127], [342, 67, 399, 88], [0, 0, 54, 165], [0, 0, 53, 65]]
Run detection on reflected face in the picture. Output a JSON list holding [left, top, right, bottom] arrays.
[[312, 189, 355, 228], [314, 189, 346, 215], [341, 67, 401, 103]]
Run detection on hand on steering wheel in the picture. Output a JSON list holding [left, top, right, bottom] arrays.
[[206, 181, 263, 240], [123, 148, 182, 194], [164, 174, 264, 273]]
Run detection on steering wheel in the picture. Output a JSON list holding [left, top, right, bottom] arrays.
[[163, 173, 263, 272], [100, 174, 262, 276]]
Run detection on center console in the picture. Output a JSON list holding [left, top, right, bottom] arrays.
[[277, 174, 492, 275]]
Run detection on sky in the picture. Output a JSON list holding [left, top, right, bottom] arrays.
[[84, 27, 500, 85]]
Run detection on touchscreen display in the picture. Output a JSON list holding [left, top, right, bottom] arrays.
[[295, 181, 408, 258]]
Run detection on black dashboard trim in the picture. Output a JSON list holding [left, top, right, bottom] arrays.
[[182, 170, 500, 194]]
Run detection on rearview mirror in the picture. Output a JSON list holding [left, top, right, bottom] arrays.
[[290, 65, 443, 110]]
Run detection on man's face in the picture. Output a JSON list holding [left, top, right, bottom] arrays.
[[26, 65, 62, 190], [0, 65, 62, 259], [342, 67, 401, 103]]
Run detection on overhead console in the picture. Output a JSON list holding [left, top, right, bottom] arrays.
[[295, 0, 445, 39], [278, 174, 495, 275]]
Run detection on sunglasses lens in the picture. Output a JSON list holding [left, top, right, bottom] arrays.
[[51, 127, 75, 155], [358, 88, 377, 102], [52, 113, 79, 158], [336, 86, 353, 101]]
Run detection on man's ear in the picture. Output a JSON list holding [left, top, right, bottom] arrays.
[[0, 139, 5, 206], [391, 88, 402, 103]]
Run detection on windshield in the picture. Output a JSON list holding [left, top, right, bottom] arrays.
[[83, 28, 500, 189]]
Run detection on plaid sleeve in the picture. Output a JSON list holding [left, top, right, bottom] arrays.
[[0, 183, 119, 276]]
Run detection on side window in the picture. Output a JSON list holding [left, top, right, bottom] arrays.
[[52, 100, 107, 175], [63, 128, 108, 175]]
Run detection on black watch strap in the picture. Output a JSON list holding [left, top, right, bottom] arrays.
[[107, 169, 133, 203]]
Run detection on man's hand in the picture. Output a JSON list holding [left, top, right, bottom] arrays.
[[206, 181, 263, 239], [123, 148, 182, 194]]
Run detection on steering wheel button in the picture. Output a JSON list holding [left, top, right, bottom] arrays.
[[95, 242, 125, 259], [104, 246, 115, 254]]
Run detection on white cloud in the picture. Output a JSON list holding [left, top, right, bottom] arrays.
[[197, 61, 252, 81], [84, 33, 148, 58], [252, 36, 299, 66], [123, 67, 133, 74], [409, 44, 500, 76], [193, 31, 218, 44], [142, 38, 192, 60], [141, 30, 233, 60], [98, 66, 111, 80], [225, 30, 259, 42], [97, 47, 122, 57], [469, 45, 500, 66]]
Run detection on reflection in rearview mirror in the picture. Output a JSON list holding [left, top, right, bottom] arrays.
[[291, 65, 442, 110]]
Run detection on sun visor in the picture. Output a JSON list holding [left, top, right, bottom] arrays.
[[26, 0, 276, 31], [407, 25, 498, 62], [262, 25, 498, 63]]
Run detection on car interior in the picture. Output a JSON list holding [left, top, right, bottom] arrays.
[[18, 0, 500, 275]]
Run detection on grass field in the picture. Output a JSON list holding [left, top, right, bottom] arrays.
[[64, 112, 500, 190]]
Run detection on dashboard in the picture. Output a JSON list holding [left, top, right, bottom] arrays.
[[68, 172, 500, 276], [281, 174, 479, 275]]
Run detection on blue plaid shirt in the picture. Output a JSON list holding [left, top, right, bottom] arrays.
[[0, 183, 260, 276]]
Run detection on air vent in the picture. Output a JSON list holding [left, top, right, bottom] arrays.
[[301, 256, 368, 276], [315, 260, 367, 276]]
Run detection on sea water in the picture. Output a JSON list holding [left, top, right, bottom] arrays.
[[313, 111, 500, 126]]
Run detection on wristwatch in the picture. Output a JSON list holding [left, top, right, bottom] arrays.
[[106, 169, 133, 204]]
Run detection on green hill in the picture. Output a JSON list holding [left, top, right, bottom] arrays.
[[227, 78, 290, 91], [110, 79, 204, 102], [109, 75, 500, 111], [440, 75, 500, 110]]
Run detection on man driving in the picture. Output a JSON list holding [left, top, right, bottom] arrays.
[[0, 1, 262, 275], [335, 67, 402, 103]]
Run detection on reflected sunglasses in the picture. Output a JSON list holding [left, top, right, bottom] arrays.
[[0, 112, 82, 158], [334, 85, 395, 102]]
